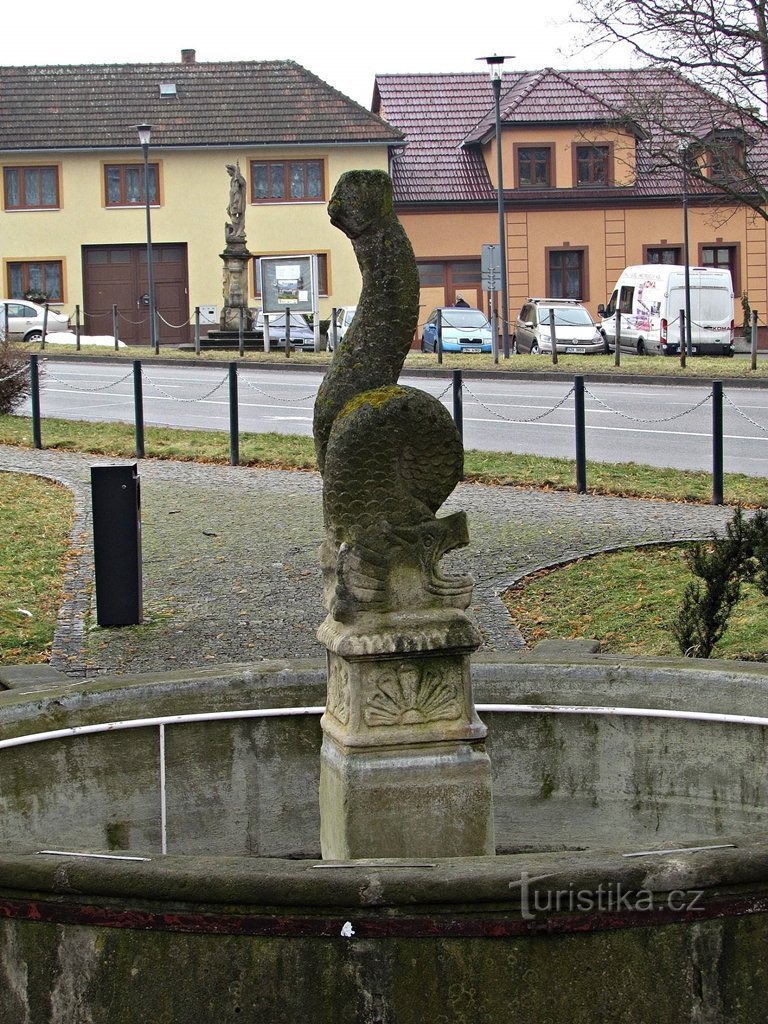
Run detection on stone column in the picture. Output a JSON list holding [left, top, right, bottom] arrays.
[[220, 245, 252, 332], [318, 609, 495, 860]]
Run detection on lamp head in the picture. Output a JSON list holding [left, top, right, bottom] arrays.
[[135, 123, 152, 147], [476, 54, 514, 80]]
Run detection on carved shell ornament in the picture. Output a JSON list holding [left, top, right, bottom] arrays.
[[364, 662, 462, 727]]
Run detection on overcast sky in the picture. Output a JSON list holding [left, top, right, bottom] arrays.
[[9, 0, 630, 109]]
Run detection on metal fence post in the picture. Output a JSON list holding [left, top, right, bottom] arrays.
[[614, 310, 621, 367], [437, 308, 443, 365], [41, 303, 49, 350], [712, 380, 723, 505], [238, 307, 245, 358], [679, 309, 686, 368], [549, 307, 558, 365], [331, 307, 338, 351], [751, 310, 759, 371], [75, 305, 81, 351], [574, 375, 586, 493], [285, 314, 291, 358], [133, 360, 145, 459], [195, 307, 202, 356], [112, 304, 119, 351], [452, 365, 464, 428], [229, 362, 239, 466], [29, 354, 42, 449]]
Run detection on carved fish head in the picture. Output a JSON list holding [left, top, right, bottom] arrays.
[[328, 170, 394, 240]]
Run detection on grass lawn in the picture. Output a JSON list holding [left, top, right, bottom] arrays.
[[2, 415, 767, 508], [504, 543, 768, 662], [0, 473, 74, 663]]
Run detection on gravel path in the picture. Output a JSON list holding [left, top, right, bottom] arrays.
[[1, 445, 737, 676]]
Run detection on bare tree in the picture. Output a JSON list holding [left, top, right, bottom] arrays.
[[572, 0, 768, 220]]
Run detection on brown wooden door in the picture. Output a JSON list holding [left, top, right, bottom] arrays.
[[83, 244, 189, 344]]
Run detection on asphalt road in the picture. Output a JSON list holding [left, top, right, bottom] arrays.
[[20, 360, 768, 477]]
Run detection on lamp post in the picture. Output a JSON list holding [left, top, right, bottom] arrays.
[[679, 140, 693, 357], [478, 53, 514, 358], [136, 123, 158, 353]]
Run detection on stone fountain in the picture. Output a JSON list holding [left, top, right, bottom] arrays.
[[2, 172, 768, 1022]]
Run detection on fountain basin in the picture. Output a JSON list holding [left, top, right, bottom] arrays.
[[2, 648, 768, 1021]]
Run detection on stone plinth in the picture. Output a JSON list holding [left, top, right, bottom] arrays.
[[318, 610, 495, 859], [219, 246, 252, 332]]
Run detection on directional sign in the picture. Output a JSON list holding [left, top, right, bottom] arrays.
[[481, 244, 501, 291]]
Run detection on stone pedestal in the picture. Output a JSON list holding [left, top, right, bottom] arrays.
[[220, 245, 252, 332], [318, 610, 496, 859]]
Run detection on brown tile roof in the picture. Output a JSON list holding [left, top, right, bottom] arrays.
[[373, 68, 767, 204], [0, 59, 402, 151]]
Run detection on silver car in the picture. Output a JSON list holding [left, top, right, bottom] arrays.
[[0, 299, 71, 343], [513, 299, 607, 355], [254, 309, 315, 350]]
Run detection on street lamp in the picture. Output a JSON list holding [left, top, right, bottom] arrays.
[[136, 123, 158, 353], [678, 140, 693, 357], [477, 53, 514, 358]]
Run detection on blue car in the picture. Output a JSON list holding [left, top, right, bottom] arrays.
[[421, 307, 493, 354]]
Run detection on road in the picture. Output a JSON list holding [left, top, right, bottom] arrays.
[[20, 360, 768, 477]]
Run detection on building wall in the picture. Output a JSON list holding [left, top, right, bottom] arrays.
[[0, 145, 387, 322], [400, 201, 766, 329]]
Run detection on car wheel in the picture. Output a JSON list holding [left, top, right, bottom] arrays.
[[24, 330, 43, 344], [530, 341, 540, 355], [637, 339, 646, 356]]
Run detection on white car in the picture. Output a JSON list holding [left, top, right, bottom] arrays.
[[513, 299, 607, 355], [253, 309, 315, 350], [0, 299, 71, 343], [328, 305, 356, 351]]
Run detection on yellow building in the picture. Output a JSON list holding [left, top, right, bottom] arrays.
[[373, 68, 768, 346], [0, 51, 401, 343]]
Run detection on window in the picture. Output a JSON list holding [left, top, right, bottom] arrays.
[[7, 261, 63, 302], [253, 253, 328, 295], [4, 166, 59, 209], [516, 146, 552, 188], [547, 249, 585, 299], [646, 247, 681, 265], [251, 160, 324, 203], [700, 243, 739, 293], [575, 145, 610, 186], [105, 164, 158, 206]]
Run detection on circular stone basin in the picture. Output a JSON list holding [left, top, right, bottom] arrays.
[[2, 649, 768, 1022]]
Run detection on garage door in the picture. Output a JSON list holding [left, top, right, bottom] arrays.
[[83, 244, 189, 345]]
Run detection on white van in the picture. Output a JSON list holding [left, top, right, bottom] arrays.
[[598, 265, 734, 356]]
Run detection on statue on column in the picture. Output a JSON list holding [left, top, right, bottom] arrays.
[[225, 162, 247, 246]]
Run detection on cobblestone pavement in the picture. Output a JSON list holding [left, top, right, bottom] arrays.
[[1, 445, 737, 676]]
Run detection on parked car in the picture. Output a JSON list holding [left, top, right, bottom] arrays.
[[327, 305, 356, 351], [253, 308, 315, 350], [598, 265, 734, 356], [421, 307, 493, 354], [513, 299, 607, 355], [0, 299, 71, 343]]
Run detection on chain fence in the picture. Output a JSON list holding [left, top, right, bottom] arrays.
[[15, 356, 768, 504]]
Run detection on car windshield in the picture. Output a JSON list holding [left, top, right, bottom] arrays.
[[539, 307, 593, 328], [439, 310, 489, 329]]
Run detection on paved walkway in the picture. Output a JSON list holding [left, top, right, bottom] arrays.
[[1, 445, 737, 677]]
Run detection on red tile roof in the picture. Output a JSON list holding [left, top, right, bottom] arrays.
[[373, 68, 766, 204], [0, 59, 402, 151]]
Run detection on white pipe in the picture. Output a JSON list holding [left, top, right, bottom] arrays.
[[1, 702, 768, 755], [476, 703, 768, 727], [0, 705, 326, 751], [159, 724, 167, 856]]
